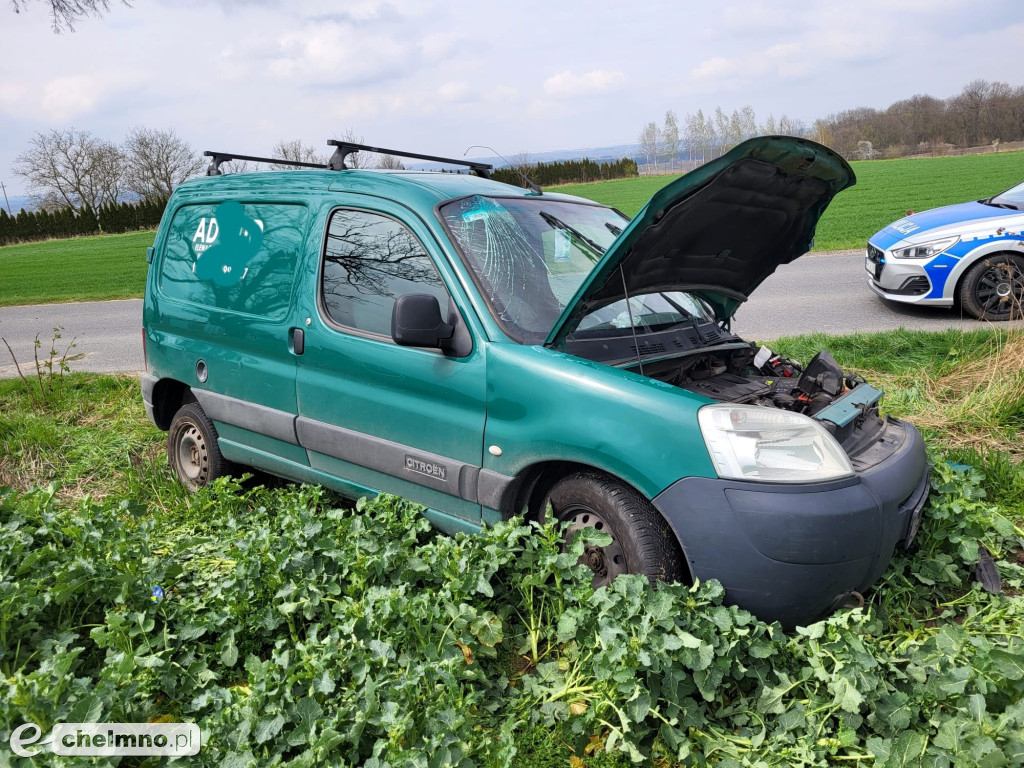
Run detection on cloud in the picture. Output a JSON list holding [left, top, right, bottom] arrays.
[[542, 70, 626, 98], [438, 81, 471, 102]]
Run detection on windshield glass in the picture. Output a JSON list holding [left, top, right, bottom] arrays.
[[440, 195, 628, 342], [987, 181, 1024, 210], [576, 292, 714, 333]]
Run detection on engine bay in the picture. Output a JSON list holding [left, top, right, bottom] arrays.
[[637, 344, 887, 455]]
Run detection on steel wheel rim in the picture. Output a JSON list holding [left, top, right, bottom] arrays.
[[177, 425, 209, 482], [560, 505, 628, 588], [975, 262, 1024, 314]]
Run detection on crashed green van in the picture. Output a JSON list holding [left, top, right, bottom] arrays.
[[141, 136, 930, 626]]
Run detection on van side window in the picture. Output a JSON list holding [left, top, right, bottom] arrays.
[[159, 202, 307, 320], [321, 209, 448, 337]]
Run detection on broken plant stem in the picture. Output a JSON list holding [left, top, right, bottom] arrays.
[[1, 336, 42, 408]]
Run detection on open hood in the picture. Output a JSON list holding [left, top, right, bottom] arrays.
[[544, 136, 855, 348]]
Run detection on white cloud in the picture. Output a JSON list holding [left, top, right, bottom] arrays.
[[438, 81, 471, 102], [40, 76, 102, 120], [542, 70, 626, 98], [264, 23, 414, 85]]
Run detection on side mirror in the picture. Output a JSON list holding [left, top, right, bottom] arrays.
[[391, 294, 454, 349]]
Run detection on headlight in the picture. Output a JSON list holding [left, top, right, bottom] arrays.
[[891, 236, 959, 260], [697, 404, 855, 483]]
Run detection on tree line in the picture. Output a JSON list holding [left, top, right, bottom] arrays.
[[492, 157, 638, 187], [0, 198, 166, 246], [639, 79, 1024, 167]]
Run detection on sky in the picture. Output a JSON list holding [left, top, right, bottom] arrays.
[[1, 0, 1022, 198]]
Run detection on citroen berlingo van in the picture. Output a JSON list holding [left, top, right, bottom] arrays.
[[141, 136, 930, 626]]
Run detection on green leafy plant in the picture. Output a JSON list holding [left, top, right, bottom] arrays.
[[1, 458, 1022, 767], [1, 326, 77, 410]]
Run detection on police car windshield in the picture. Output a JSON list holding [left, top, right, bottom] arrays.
[[986, 181, 1024, 210], [439, 195, 628, 343]]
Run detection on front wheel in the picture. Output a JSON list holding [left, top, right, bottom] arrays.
[[167, 402, 235, 492], [958, 254, 1024, 321], [542, 472, 688, 588]]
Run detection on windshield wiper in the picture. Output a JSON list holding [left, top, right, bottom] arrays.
[[539, 211, 607, 255], [661, 293, 710, 346]]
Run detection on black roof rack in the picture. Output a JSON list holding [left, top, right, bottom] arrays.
[[204, 151, 325, 176], [327, 140, 493, 178], [204, 143, 495, 178]]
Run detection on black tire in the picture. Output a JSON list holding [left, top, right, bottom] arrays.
[[958, 254, 1024, 321], [167, 402, 235, 492], [542, 472, 688, 588]]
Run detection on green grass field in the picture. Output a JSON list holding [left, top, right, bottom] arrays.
[[0, 230, 154, 306], [1, 150, 1021, 307], [559, 150, 1024, 251]]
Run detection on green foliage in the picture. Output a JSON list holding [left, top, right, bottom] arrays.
[[558, 150, 1024, 251], [492, 158, 639, 188], [1, 456, 1022, 767], [1, 326, 77, 410], [0, 198, 164, 246]]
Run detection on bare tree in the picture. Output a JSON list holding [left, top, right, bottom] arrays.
[[375, 154, 405, 170], [123, 127, 203, 200], [333, 128, 369, 168], [778, 114, 807, 138], [270, 139, 328, 170], [13, 128, 124, 211], [638, 122, 660, 173], [505, 151, 536, 179], [711, 107, 730, 157], [661, 111, 680, 172], [10, 0, 130, 32]]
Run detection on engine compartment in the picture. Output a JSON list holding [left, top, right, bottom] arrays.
[[640, 344, 887, 456]]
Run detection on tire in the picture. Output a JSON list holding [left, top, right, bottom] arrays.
[[958, 254, 1024, 321], [542, 472, 688, 588], [167, 402, 235, 492]]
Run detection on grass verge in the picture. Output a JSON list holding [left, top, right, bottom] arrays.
[[1, 329, 1023, 766]]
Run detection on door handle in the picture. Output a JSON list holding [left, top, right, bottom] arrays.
[[290, 328, 305, 355]]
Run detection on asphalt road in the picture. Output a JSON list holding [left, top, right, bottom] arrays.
[[1, 250, 1020, 377]]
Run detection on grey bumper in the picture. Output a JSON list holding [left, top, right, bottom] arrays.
[[140, 372, 158, 427], [653, 419, 929, 627]]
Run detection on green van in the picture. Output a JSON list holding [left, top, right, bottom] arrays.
[[141, 136, 930, 626]]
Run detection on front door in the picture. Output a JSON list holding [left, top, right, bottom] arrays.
[[294, 199, 487, 523]]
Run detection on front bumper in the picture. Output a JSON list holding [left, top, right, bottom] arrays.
[[865, 242, 953, 306], [653, 419, 929, 627]]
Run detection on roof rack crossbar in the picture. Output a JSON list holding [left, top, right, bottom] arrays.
[[326, 140, 493, 178], [204, 151, 326, 176]]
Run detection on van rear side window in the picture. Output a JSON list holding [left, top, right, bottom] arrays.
[[159, 202, 308, 319]]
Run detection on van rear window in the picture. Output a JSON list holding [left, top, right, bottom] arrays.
[[159, 202, 308, 319]]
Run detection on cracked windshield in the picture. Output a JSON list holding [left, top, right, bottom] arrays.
[[440, 196, 629, 343]]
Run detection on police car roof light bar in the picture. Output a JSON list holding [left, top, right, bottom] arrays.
[[326, 140, 493, 178]]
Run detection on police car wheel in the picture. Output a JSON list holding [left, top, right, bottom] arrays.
[[959, 254, 1024, 321], [168, 402, 235, 492], [542, 472, 689, 589]]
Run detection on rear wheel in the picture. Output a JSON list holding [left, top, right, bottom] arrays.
[[167, 402, 235, 491], [959, 254, 1024, 321], [542, 472, 688, 588]]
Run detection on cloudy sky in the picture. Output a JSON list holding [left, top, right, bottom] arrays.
[[1, 0, 1022, 197]]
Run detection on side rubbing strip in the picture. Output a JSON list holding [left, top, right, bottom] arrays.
[[476, 468, 516, 512], [192, 390, 299, 445], [297, 416, 477, 500]]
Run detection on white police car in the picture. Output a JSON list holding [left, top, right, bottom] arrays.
[[866, 181, 1024, 320]]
